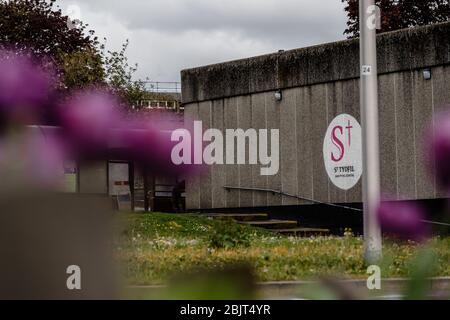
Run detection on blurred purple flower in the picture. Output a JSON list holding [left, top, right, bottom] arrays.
[[377, 200, 429, 242], [26, 133, 68, 188], [0, 51, 53, 124], [60, 89, 199, 176], [59, 89, 122, 157], [114, 114, 195, 176], [0, 130, 68, 190], [426, 109, 450, 191], [122, 126, 173, 171]]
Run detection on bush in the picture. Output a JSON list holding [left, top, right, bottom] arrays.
[[208, 219, 252, 249]]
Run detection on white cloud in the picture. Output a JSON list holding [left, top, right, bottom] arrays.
[[62, 0, 348, 81]]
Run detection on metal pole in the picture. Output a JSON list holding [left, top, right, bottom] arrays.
[[359, 0, 382, 263]]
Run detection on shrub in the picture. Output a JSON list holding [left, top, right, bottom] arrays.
[[208, 219, 252, 249]]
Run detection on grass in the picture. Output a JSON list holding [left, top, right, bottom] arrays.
[[116, 213, 450, 285]]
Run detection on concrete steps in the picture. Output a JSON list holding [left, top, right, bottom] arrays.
[[275, 228, 330, 237], [240, 219, 298, 230], [206, 212, 330, 237], [207, 213, 268, 222]]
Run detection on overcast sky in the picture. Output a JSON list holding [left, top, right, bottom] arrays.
[[62, 0, 348, 82]]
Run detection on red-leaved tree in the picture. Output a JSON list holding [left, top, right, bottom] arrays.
[[342, 0, 450, 38]]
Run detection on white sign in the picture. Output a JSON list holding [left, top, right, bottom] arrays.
[[362, 65, 372, 76], [323, 114, 362, 190], [108, 162, 130, 196]]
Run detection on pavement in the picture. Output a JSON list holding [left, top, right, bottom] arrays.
[[125, 277, 450, 300]]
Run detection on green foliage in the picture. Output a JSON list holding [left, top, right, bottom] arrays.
[[0, 0, 103, 90], [58, 48, 105, 90], [208, 218, 252, 249], [0, 0, 98, 57], [117, 213, 450, 286], [343, 227, 354, 238], [163, 265, 256, 300], [0, 0, 147, 107], [342, 0, 450, 38], [404, 248, 438, 300], [119, 212, 269, 242], [103, 40, 147, 109]]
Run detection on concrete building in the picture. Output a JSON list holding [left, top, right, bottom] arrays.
[[30, 119, 185, 213], [139, 82, 183, 113], [138, 91, 183, 113], [180, 22, 450, 224]]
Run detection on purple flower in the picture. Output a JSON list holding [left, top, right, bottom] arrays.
[[426, 109, 450, 191], [377, 200, 429, 242], [59, 89, 122, 157], [26, 133, 68, 188], [114, 114, 192, 175], [60, 91, 199, 175], [0, 130, 69, 190], [0, 51, 53, 124]]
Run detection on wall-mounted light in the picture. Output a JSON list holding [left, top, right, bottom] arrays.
[[274, 90, 282, 102], [423, 68, 432, 80]]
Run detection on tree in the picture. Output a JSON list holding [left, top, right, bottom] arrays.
[[103, 40, 147, 110], [342, 0, 450, 38], [0, 0, 103, 90], [58, 48, 105, 90], [0, 0, 147, 108], [0, 0, 98, 57]]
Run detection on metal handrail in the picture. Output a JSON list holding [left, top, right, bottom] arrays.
[[223, 186, 362, 212], [143, 81, 181, 93], [223, 185, 450, 227]]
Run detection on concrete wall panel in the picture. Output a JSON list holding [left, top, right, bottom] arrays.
[[251, 93, 268, 207], [378, 74, 398, 198], [280, 88, 299, 205], [326, 82, 346, 204], [309, 84, 329, 203], [198, 101, 213, 209], [296, 87, 314, 205], [432, 65, 450, 198], [412, 70, 434, 200], [183, 23, 450, 104], [184, 103, 200, 210], [342, 79, 362, 203], [224, 97, 240, 208], [237, 95, 254, 207], [394, 72, 416, 199], [182, 23, 450, 210], [265, 91, 282, 206], [211, 99, 227, 208]]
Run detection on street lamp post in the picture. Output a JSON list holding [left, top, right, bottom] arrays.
[[359, 0, 382, 263]]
